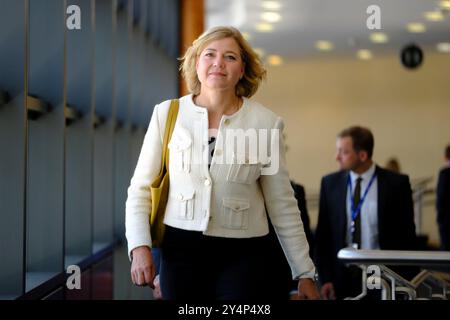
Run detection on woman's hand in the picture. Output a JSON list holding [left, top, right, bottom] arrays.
[[297, 278, 321, 300], [130, 246, 156, 288]]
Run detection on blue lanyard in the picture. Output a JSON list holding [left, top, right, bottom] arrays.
[[348, 171, 377, 222]]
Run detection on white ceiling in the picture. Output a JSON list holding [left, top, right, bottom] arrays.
[[206, 0, 450, 61]]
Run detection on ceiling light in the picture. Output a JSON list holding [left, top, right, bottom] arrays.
[[356, 49, 373, 60], [261, 12, 281, 23], [261, 1, 282, 10], [440, 1, 450, 10], [370, 32, 389, 43], [437, 42, 450, 53], [315, 41, 334, 51], [407, 23, 426, 33], [255, 22, 274, 32], [267, 55, 283, 66], [253, 48, 266, 59], [424, 11, 444, 21]]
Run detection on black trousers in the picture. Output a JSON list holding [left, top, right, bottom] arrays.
[[159, 225, 289, 300]]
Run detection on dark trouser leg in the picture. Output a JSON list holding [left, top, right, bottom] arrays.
[[213, 235, 279, 300], [159, 226, 213, 300]]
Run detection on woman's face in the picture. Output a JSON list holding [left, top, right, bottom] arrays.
[[196, 37, 245, 94]]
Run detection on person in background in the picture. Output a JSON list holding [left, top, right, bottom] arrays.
[[436, 144, 450, 251], [385, 157, 401, 174], [266, 180, 315, 300], [315, 126, 417, 300]]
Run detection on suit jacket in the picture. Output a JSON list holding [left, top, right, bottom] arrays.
[[267, 181, 315, 298], [125, 94, 315, 279], [290, 181, 314, 257], [315, 165, 417, 298], [437, 167, 450, 250]]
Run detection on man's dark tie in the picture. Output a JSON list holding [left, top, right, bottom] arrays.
[[352, 177, 363, 248]]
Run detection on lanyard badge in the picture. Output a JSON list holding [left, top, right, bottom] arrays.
[[348, 172, 377, 248]]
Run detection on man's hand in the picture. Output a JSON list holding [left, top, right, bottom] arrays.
[[153, 274, 163, 300], [320, 282, 336, 300], [297, 278, 321, 300], [130, 246, 156, 289]]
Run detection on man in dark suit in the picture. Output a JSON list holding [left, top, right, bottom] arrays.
[[315, 126, 417, 300], [437, 144, 450, 251], [266, 180, 314, 300]]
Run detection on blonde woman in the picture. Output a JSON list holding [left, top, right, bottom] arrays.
[[125, 26, 319, 300]]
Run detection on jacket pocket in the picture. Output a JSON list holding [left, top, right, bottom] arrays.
[[168, 136, 192, 173], [221, 198, 250, 230], [226, 162, 262, 184], [174, 189, 195, 220]]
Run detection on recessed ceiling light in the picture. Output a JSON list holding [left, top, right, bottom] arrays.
[[255, 22, 274, 32], [437, 42, 450, 53], [253, 48, 266, 59], [424, 11, 444, 21], [315, 41, 334, 51], [261, 12, 281, 23], [267, 55, 283, 66], [440, 0, 450, 10], [356, 49, 373, 60], [261, 1, 282, 10], [407, 23, 426, 33], [370, 32, 389, 43]]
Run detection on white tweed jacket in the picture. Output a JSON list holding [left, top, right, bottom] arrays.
[[125, 94, 315, 279]]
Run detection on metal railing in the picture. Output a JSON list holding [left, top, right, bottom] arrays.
[[338, 247, 450, 300], [411, 176, 435, 235]]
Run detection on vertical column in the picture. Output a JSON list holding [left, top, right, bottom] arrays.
[[145, 0, 179, 109], [93, 0, 115, 253], [130, 0, 147, 130], [26, 0, 65, 292], [65, 0, 95, 264], [0, 0, 26, 299], [113, 0, 132, 243], [129, 0, 147, 178], [179, 0, 204, 96]]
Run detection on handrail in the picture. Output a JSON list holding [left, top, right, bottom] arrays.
[[17, 239, 121, 300], [338, 247, 450, 267], [130, 123, 139, 133], [0, 89, 9, 105], [64, 104, 82, 126], [93, 113, 106, 128], [27, 95, 50, 120], [338, 248, 450, 300], [411, 176, 433, 189], [64, 105, 107, 128], [115, 120, 124, 131]]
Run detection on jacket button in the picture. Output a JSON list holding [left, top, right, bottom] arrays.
[[204, 179, 211, 186], [178, 194, 184, 200], [224, 119, 230, 125]]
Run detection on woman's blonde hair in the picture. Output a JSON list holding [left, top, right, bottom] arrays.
[[179, 26, 267, 98]]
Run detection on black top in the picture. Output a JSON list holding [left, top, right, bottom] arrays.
[[208, 136, 216, 170]]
